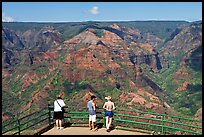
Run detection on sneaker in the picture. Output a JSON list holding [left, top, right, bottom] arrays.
[[57, 127, 60, 130], [60, 127, 64, 130]]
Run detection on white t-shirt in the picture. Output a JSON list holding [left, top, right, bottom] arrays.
[[54, 99, 65, 112]]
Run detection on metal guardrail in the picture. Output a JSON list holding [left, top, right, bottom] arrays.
[[2, 105, 202, 135], [47, 106, 202, 135], [2, 107, 49, 135]]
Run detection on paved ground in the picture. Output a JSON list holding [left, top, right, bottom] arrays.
[[42, 127, 148, 135]]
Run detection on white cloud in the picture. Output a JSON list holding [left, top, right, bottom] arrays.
[[2, 13, 14, 22], [90, 6, 99, 15]]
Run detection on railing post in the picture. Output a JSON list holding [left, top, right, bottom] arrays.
[[16, 112, 21, 135], [161, 115, 165, 135], [48, 104, 51, 126]]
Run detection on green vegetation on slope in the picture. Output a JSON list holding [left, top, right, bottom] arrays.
[[142, 49, 202, 117], [2, 21, 200, 123], [3, 21, 189, 41], [117, 21, 188, 39]]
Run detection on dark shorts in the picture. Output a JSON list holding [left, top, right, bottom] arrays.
[[105, 110, 114, 117], [54, 111, 64, 120]]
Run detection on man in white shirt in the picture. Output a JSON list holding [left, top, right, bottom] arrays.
[[54, 96, 66, 130]]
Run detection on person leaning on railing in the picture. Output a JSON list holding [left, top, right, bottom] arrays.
[[53, 95, 67, 130], [103, 96, 116, 132], [87, 95, 98, 131]]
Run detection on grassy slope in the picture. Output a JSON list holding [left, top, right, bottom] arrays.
[[142, 48, 202, 117]]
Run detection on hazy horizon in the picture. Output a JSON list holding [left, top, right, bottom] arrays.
[[2, 19, 202, 23]]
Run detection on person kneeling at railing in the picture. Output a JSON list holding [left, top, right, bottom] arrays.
[[103, 96, 115, 132], [54, 95, 67, 130]]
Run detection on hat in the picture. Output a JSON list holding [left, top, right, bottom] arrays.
[[105, 96, 111, 100]]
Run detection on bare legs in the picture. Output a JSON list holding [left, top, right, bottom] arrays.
[[92, 122, 95, 130], [107, 118, 112, 129], [89, 115, 97, 131], [89, 121, 92, 130], [56, 120, 59, 128], [56, 119, 63, 129], [106, 116, 112, 130], [89, 121, 96, 130], [59, 120, 62, 128], [106, 117, 109, 129]]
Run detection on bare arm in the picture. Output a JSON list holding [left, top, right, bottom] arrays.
[[112, 102, 116, 110], [92, 103, 96, 111], [103, 102, 106, 109], [95, 103, 98, 108]]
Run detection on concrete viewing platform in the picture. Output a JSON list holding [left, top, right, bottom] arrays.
[[42, 127, 148, 135]]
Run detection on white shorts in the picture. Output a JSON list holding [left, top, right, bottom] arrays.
[[89, 115, 96, 122]]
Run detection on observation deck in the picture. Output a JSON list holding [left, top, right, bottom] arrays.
[[2, 106, 202, 135]]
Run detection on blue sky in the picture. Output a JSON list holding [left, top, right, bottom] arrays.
[[2, 2, 202, 22]]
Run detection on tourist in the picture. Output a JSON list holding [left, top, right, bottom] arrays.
[[87, 95, 98, 131], [103, 96, 115, 132], [53, 95, 66, 130]]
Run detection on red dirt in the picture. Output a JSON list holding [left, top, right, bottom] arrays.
[[109, 24, 122, 31], [2, 113, 10, 121], [82, 90, 102, 105], [64, 29, 99, 46], [137, 88, 160, 103], [129, 80, 137, 89], [177, 81, 190, 91], [102, 29, 122, 43], [120, 92, 146, 106], [2, 69, 11, 78], [174, 66, 192, 86]]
